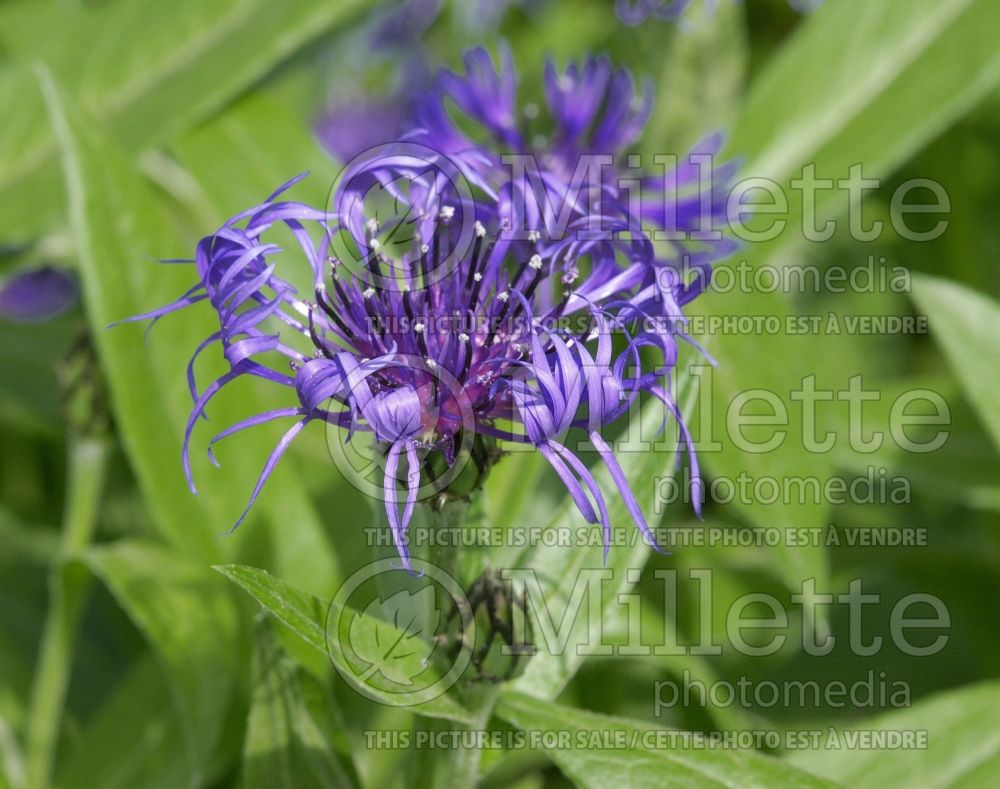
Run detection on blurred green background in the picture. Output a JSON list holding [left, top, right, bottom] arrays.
[[1, 0, 999, 787]]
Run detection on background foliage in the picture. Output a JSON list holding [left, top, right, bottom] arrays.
[[1, 0, 999, 787]]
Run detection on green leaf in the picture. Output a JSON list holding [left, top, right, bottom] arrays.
[[910, 275, 1000, 454], [642, 0, 747, 156], [731, 0, 1000, 189], [0, 710, 23, 789], [55, 657, 195, 789], [497, 691, 839, 789], [84, 542, 243, 784], [41, 66, 342, 590], [786, 682, 1000, 788], [243, 616, 357, 789], [692, 0, 1000, 595], [215, 564, 477, 724], [0, 0, 366, 243], [506, 376, 698, 700], [168, 85, 336, 223]]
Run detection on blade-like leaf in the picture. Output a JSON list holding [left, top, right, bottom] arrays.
[[54, 657, 194, 789], [910, 275, 1000, 454], [215, 564, 477, 724], [507, 375, 697, 700], [243, 616, 357, 789], [732, 0, 1000, 188], [0, 0, 365, 243], [497, 691, 840, 789], [695, 0, 1000, 594], [786, 682, 1000, 788], [41, 66, 342, 587], [84, 542, 242, 785]]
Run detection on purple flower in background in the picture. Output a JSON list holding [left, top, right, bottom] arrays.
[[615, 0, 821, 26], [615, 0, 696, 25], [0, 267, 78, 322], [411, 46, 738, 300], [315, 99, 410, 164]]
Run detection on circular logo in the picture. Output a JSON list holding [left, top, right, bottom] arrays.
[[325, 558, 475, 706], [326, 141, 478, 292]]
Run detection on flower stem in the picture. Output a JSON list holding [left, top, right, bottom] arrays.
[[24, 436, 109, 789], [412, 498, 500, 789]]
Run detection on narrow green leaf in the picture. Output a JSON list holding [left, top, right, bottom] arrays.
[[215, 564, 477, 724], [0, 0, 366, 242], [41, 66, 342, 586], [692, 0, 1000, 595], [243, 616, 356, 789], [786, 681, 1000, 788], [84, 542, 242, 784], [732, 0, 1000, 188], [642, 0, 747, 156], [497, 691, 840, 789], [55, 657, 195, 789], [507, 376, 697, 700], [0, 710, 23, 789], [910, 275, 1000, 454]]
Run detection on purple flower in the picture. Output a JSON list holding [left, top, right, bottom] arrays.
[[125, 154, 706, 570], [0, 267, 78, 322], [615, 0, 822, 26], [130, 49, 726, 570], [315, 99, 410, 163], [410, 47, 738, 294]]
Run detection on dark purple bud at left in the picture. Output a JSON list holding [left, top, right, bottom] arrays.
[[0, 267, 78, 322]]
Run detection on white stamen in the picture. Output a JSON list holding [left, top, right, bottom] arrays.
[[362, 287, 376, 298], [527, 230, 540, 243], [458, 332, 470, 343], [370, 239, 381, 250], [413, 322, 425, 333], [497, 291, 509, 302], [439, 205, 455, 220], [474, 221, 486, 238], [528, 254, 543, 270], [426, 358, 438, 369], [420, 243, 430, 254], [365, 218, 378, 234], [473, 272, 483, 282]]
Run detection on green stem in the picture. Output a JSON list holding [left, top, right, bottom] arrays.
[[412, 499, 500, 789], [24, 436, 109, 789]]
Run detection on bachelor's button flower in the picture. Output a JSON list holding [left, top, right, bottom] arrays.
[[124, 149, 704, 570], [409, 46, 738, 313]]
